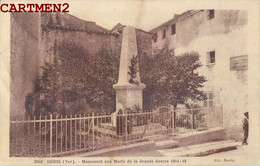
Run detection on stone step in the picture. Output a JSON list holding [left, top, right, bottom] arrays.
[[70, 141, 156, 157], [95, 126, 117, 135], [93, 125, 157, 141], [173, 127, 226, 146], [158, 140, 239, 157], [153, 135, 173, 142], [98, 123, 116, 131], [155, 140, 178, 149]]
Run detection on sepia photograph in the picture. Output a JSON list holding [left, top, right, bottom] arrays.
[[0, 0, 259, 165]]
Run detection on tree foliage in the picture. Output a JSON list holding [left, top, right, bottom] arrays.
[[139, 48, 206, 109], [32, 41, 119, 116], [90, 49, 119, 110]]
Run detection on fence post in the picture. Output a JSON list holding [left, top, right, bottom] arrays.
[[221, 105, 224, 127], [45, 115, 47, 156], [83, 114, 86, 150], [125, 110, 128, 145], [70, 114, 72, 154], [65, 115, 68, 155], [191, 109, 194, 134], [79, 114, 81, 152], [27, 116, 30, 156], [21, 118, 24, 155], [15, 118, 17, 156], [92, 112, 95, 152], [206, 108, 208, 129], [55, 115, 58, 155], [152, 109, 155, 139], [170, 105, 174, 137], [61, 115, 63, 155], [50, 114, 53, 157], [75, 115, 77, 154], [39, 115, 42, 156], [33, 115, 36, 156]]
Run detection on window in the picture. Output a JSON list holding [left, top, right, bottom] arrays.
[[162, 29, 166, 39], [208, 10, 214, 19], [207, 51, 215, 64], [203, 92, 214, 107], [210, 51, 215, 63], [171, 24, 176, 35], [153, 33, 157, 43]]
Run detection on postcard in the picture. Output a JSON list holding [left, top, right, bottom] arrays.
[[0, 0, 259, 165]]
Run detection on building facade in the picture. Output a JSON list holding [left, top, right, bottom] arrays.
[[150, 10, 248, 139]]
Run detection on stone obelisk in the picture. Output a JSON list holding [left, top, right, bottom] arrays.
[[113, 26, 146, 121]]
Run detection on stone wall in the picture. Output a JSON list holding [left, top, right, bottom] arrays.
[[10, 13, 41, 118], [40, 27, 122, 65], [136, 29, 153, 57]]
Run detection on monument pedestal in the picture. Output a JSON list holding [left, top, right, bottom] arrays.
[[112, 83, 146, 126], [113, 83, 146, 110]]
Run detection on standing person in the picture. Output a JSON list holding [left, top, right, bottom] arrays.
[[242, 112, 249, 145]]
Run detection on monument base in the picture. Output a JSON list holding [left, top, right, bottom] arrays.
[[112, 83, 146, 126]]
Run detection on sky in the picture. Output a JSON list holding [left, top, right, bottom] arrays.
[[68, 0, 252, 31], [2, 0, 251, 31], [69, 0, 192, 31]]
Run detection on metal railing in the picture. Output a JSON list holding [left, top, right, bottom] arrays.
[[174, 107, 223, 134], [10, 106, 222, 157]]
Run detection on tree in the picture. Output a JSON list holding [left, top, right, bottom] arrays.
[[32, 41, 92, 116], [31, 41, 119, 116], [89, 49, 119, 112], [139, 48, 206, 110], [33, 60, 63, 116]]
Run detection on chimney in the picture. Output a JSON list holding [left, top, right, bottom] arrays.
[[173, 14, 179, 18]]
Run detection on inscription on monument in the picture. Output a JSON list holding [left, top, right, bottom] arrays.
[[230, 55, 248, 71]]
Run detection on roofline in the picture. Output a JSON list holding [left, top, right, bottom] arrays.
[[42, 24, 119, 36], [110, 23, 154, 36], [136, 28, 154, 35], [52, 13, 110, 32], [64, 13, 110, 32], [149, 10, 204, 33], [62, 13, 96, 24]]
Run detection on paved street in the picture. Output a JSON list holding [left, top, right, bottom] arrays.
[[112, 140, 247, 157], [207, 143, 249, 157]]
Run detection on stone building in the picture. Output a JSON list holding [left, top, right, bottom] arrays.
[[150, 10, 248, 139], [10, 13, 153, 118]]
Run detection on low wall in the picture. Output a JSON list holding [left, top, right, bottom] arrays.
[[225, 126, 244, 142], [71, 141, 155, 157], [174, 127, 226, 146], [70, 127, 226, 157]]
